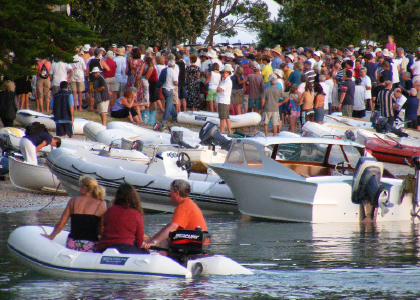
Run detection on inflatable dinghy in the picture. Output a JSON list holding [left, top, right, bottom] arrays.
[[8, 226, 252, 279], [16, 109, 89, 135], [177, 111, 261, 128]]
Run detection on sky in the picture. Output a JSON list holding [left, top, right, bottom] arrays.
[[197, 0, 281, 45]]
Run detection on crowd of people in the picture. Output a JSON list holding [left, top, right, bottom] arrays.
[[2, 35, 420, 136]]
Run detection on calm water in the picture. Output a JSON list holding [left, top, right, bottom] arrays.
[[2, 207, 420, 299]]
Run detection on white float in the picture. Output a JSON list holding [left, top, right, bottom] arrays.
[[177, 111, 261, 128]]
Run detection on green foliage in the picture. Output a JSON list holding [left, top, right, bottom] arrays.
[[0, 0, 99, 79], [258, 0, 420, 49], [203, 0, 270, 44], [71, 0, 209, 47]]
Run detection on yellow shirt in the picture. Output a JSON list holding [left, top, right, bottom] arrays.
[[261, 64, 273, 83], [284, 68, 292, 81]]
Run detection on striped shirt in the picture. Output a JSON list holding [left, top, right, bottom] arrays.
[[377, 89, 396, 117]]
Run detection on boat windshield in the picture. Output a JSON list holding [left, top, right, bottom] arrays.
[[267, 143, 362, 165]]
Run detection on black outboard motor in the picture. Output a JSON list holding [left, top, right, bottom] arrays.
[[199, 121, 232, 151], [370, 110, 408, 137], [345, 130, 356, 141], [352, 157, 389, 220], [170, 131, 194, 149], [167, 228, 211, 267], [0, 134, 21, 156]]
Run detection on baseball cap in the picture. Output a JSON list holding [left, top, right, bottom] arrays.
[[111, 43, 117, 48], [242, 59, 250, 65]]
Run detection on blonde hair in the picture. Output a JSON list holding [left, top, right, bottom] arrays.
[[79, 175, 105, 200], [3, 80, 15, 92]]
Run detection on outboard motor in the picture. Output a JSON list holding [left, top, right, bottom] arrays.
[[0, 134, 20, 156], [345, 130, 356, 141], [167, 228, 211, 268], [170, 131, 194, 149], [352, 157, 389, 221], [121, 138, 144, 152], [370, 110, 408, 137], [199, 121, 232, 151]]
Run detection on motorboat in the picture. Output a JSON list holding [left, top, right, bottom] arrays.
[[210, 136, 417, 223], [8, 226, 252, 279], [324, 114, 373, 129], [9, 157, 67, 194], [355, 128, 420, 148], [177, 111, 261, 128], [47, 147, 237, 213], [364, 137, 420, 165], [16, 109, 90, 135]]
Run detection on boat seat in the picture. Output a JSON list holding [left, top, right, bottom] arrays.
[[281, 162, 330, 177]]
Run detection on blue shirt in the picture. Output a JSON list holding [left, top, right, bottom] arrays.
[[287, 70, 301, 86], [271, 56, 282, 70], [50, 90, 74, 123], [403, 96, 419, 121]]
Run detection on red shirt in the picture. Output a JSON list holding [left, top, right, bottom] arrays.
[[242, 66, 254, 95], [172, 198, 207, 231], [104, 59, 117, 78], [96, 205, 144, 251]]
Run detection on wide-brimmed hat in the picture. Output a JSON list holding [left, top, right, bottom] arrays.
[[273, 69, 284, 78], [90, 67, 101, 73], [313, 51, 321, 57], [115, 48, 125, 56], [286, 54, 294, 61], [207, 49, 218, 59], [382, 48, 390, 56], [223, 64, 233, 72], [233, 49, 244, 57], [271, 46, 282, 55], [82, 44, 90, 52]]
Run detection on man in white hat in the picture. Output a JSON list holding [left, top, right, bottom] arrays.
[[110, 44, 117, 52], [216, 64, 234, 133], [312, 51, 323, 69], [271, 46, 283, 70], [201, 49, 223, 77], [90, 67, 111, 125]]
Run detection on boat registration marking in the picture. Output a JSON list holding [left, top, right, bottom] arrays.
[[100, 256, 129, 265], [195, 116, 207, 121]]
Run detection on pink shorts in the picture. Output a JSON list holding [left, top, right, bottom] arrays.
[[291, 110, 300, 117]]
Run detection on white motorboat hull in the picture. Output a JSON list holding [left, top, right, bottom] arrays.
[[9, 157, 67, 194], [47, 148, 237, 213], [177, 111, 261, 128], [16, 109, 89, 135], [8, 226, 252, 279]]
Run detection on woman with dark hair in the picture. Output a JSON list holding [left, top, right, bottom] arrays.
[[313, 83, 325, 124], [0, 80, 18, 127], [126, 47, 144, 104], [96, 183, 146, 254], [186, 54, 201, 111], [143, 56, 158, 122]]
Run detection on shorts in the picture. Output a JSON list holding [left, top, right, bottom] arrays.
[[291, 110, 300, 117], [231, 89, 244, 105], [314, 107, 324, 122], [207, 89, 217, 101], [98, 100, 110, 114], [243, 94, 249, 106], [248, 98, 262, 110], [341, 104, 353, 117], [218, 103, 230, 119], [263, 111, 280, 126], [56, 123, 73, 137], [352, 110, 366, 118], [105, 77, 119, 92], [69, 81, 84, 92], [178, 86, 187, 99], [36, 78, 51, 99], [173, 86, 179, 105]]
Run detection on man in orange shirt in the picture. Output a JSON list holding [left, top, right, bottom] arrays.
[[143, 180, 207, 249]]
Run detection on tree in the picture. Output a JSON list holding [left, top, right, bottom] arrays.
[[71, 0, 209, 47], [0, 0, 99, 80], [259, 0, 420, 49], [203, 0, 271, 45]]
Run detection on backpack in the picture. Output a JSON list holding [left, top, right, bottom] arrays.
[[156, 68, 168, 88], [40, 63, 49, 79], [25, 122, 49, 136]]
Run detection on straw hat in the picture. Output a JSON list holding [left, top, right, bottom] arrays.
[[115, 48, 125, 56], [286, 54, 294, 61], [223, 64, 233, 72], [207, 49, 218, 59], [271, 46, 282, 55], [273, 69, 284, 78], [233, 49, 244, 57]]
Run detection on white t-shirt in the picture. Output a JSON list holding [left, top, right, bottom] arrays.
[[392, 59, 401, 84], [353, 85, 366, 111], [163, 67, 177, 91], [208, 71, 221, 90], [360, 75, 372, 99], [201, 58, 223, 74], [50, 61, 73, 86], [70, 55, 86, 83], [325, 79, 334, 104], [156, 64, 165, 78], [217, 77, 232, 105], [411, 60, 420, 76], [319, 82, 330, 110], [396, 95, 407, 119]]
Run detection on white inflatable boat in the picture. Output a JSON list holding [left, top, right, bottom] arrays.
[[83, 121, 107, 141], [8, 226, 252, 279], [177, 111, 261, 128], [16, 109, 90, 135], [9, 157, 67, 194], [47, 147, 237, 213]]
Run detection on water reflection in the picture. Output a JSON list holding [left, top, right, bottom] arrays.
[[2, 209, 420, 298]]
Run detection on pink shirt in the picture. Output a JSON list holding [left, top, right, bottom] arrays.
[[36, 60, 51, 79], [386, 42, 396, 54]]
